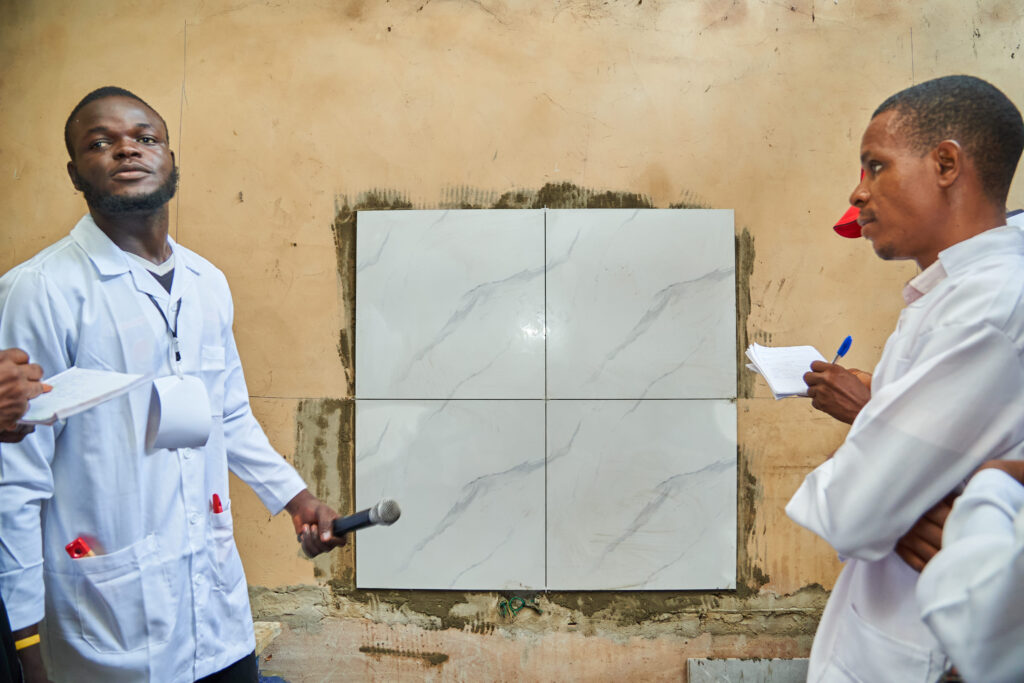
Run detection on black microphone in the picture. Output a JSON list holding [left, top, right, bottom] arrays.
[[332, 498, 401, 536]]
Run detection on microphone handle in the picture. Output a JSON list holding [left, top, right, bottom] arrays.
[[332, 508, 376, 536]]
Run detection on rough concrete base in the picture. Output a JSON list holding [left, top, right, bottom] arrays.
[[688, 658, 809, 682], [256, 618, 813, 682], [254, 621, 283, 656]]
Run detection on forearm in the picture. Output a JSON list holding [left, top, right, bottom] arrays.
[[13, 623, 48, 683], [789, 325, 1024, 558]]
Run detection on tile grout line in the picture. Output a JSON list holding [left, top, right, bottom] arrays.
[[543, 209, 548, 591]]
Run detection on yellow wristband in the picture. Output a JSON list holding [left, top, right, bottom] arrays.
[[14, 633, 40, 651]]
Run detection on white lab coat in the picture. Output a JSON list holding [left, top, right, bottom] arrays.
[[0, 215, 307, 682], [917, 468, 1024, 683], [786, 226, 1024, 682]]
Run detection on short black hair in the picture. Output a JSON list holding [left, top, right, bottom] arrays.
[[64, 86, 169, 159], [873, 75, 1023, 203]]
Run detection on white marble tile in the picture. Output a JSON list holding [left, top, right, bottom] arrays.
[[546, 399, 736, 590], [356, 210, 546, 399], [546, 209, 736, 399], [355, 400, 545, 590]]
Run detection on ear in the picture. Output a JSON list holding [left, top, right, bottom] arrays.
[[934, 139, 962, 189], [66, 161, 82, 191]]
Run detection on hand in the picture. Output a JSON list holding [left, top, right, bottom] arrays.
[[0, 347, 50, 434], [284, 489, 347, 557], [895, 493, 956, 572], [803, 362, 871, 425], [976, 459, 1024, 485]]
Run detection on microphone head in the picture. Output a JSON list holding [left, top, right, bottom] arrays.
[[370, 498, 401, 525]]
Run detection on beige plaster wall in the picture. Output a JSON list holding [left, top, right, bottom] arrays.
[[2, 0, 1022, 679]]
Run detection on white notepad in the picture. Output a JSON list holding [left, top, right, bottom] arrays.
[[19, 367, 151, 425], [745, 343, 825, 399]]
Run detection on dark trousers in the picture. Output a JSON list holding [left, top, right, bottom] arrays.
[[195, 651, 258, 683]]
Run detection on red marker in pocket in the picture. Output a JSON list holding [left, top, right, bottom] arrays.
[[65, 537, 95, 559], [212, 493, 223, 514]]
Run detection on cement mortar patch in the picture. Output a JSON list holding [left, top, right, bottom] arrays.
[[250, 583, 827, 642]]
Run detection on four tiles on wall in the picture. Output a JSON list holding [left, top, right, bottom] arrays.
[[354, 208, 737, 590]]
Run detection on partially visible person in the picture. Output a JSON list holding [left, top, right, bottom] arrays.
[[0, 349, 48, 683], [0, 348, 48, 441], [916, 460, 1024, 683], [786, 75, 1024, 682]]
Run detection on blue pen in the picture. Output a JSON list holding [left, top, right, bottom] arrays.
[[831, 335, 853, 364]]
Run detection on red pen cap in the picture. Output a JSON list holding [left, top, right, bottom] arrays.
[[212, 493, 223, 514], [65, 537, 93, 559]]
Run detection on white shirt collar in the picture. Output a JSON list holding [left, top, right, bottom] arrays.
[[125, 249, 175, 275], [902, 260, 947, 304], [902, 226, 1024, 304]]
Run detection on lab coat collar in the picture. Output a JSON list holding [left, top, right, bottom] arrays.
[[70, 213, 201, 302], [937, 225, 1024, 278]]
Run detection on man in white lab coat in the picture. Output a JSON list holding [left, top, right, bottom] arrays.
[[785, 74, 1024, 682], [0, 87, 346, 682]]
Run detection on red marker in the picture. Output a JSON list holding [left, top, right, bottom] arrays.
[[212, 493, 223, 514], [65, 537, 95, 559]]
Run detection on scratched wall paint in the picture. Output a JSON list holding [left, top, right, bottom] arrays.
[[2, 1, 1023, 680]]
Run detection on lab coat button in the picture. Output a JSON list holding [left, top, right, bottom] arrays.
[[182, 448, 192, 459], [190, 512, 199, 525]]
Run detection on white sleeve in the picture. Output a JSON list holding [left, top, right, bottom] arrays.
[[916, 469, 1024, 683], [218, 292, 307, 515], [0, 268, 73, 629], [786, 322, 1024, 560]]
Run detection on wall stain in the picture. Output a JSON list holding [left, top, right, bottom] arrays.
[[735, 227, 755, 398], [737, 446, 770, 596], [345, 590, 477, 631], [439, 185, 500, 209], [329, 211, 356, 397], [358, 646, 449, 666], [492, 182, 653, 209], [294, 398, 355, 587]]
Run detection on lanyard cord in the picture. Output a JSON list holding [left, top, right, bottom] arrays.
[[147, 295, 182, 371]]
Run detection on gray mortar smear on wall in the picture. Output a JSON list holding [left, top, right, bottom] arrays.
[[260, 183, 825, 640]]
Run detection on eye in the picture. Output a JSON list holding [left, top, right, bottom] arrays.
[[868, 160, 883, 175], [88, 139, 109, 150], [139, 135, 157, 144]]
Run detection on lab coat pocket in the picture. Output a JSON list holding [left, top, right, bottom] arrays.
[[828, 602, 935, 682], [200, 345, 226, 417], [74, 534, 174, 654], [209, 501, 245, 590]]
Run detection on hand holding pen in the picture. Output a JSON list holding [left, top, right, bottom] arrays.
[[804, 336, 871, 425]]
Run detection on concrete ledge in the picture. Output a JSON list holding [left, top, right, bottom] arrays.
[[688, 658, 809, 682], [254, 621, 283, 656]]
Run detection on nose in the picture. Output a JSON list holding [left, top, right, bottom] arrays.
[[849, 175, 868, 208], [112, 138, 142, 159]]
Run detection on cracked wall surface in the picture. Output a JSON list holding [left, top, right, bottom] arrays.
[[2, 0, 1023, 680]]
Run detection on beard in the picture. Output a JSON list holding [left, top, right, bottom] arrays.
[[79, 165, 179, 214]]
